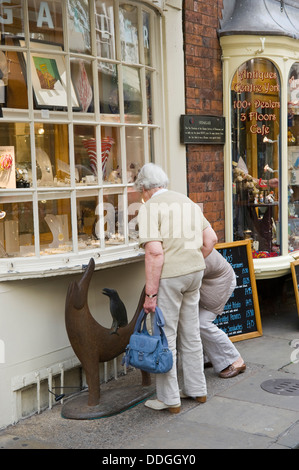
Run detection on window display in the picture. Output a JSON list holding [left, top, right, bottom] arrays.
[[231, 59, 280, 259], [288, 63, 299, 252], [0, 1, 161, 276]]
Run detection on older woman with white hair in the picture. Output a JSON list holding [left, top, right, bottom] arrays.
[[135, 163, 217, 413]]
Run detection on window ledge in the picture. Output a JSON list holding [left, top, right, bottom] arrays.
[[253, 253, 297, 279], [0, 246, 145, 281]]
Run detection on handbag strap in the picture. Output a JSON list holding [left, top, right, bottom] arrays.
[[133, 307, 169, 347]]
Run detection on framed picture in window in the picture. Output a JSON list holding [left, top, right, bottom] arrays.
[[0, 146, 15, 189], [17, 39, 80, 110]]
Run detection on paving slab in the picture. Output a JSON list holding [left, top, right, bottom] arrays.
[[217, 369, 299, 411], [0, 433, 62, 449], [126, 420, 276, 449]]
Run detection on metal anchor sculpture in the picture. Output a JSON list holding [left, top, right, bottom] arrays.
[[65, 258, 151, 408]]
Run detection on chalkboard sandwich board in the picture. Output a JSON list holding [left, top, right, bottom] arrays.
[[291, 259, 299, 318], [214, 240, 262, 342]]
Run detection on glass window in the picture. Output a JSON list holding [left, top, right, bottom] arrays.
[[71, 58, 94, 113], [143, 10, 151, 66], [28, 0, 63, 45], [123, 65, 142, 123], [35, 123, 70, 187], [103, 192, 125, 245], [119, 4, 139, 64], [288, 63, 299, 252], [95, 0, 116, 59], [98, 62, 120, 120], [1, 39, 28, 110], [38, 196, 72, 255], [0, 123, 31, 188], [231, 59, 280, 258], [0, 1, 162, 275], [77, 194, 101, 250], [0, 0, 24, 37], [125, 127, 144, 177], [67, 0, 91, 54], [0, 200, 34, 258]]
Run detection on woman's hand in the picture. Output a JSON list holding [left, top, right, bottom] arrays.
[[143, 296, 157, 314]]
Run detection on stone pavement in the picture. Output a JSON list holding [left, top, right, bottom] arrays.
[[1, 279, 299, 450]]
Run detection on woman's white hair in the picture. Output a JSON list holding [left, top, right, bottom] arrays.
[[134, 163, 169, 192]]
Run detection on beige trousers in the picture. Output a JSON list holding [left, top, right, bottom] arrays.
[[155, 270, 206, 405]]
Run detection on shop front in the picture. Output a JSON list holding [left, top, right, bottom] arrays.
[[0, 0, 186, 428], [219, 0, 299, 279]]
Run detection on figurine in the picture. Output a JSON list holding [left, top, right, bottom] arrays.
[[265, 191, 275, 203]]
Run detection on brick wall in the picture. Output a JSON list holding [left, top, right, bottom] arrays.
[[183, 0, 225, 241]]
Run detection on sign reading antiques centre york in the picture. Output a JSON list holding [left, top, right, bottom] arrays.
[[180, 115, 225, 145]]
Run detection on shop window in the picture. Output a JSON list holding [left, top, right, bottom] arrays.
[[288, 63, 299, 252], [0, 0, 162, 277], [231, 59, 280, 258]]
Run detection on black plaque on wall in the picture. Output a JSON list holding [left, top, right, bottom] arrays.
[[214, 240, 262, 342], [180, 115, 225, 144]]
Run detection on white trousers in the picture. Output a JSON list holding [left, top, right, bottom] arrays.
[[155, 271, 206, 406], [199, 307, 240, 373], [199, 278, 240, 373]]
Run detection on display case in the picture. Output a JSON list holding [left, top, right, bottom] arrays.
[[288, 63, 299, 253]]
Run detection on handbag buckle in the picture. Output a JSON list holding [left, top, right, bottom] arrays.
[[138, 351, 144, 361]]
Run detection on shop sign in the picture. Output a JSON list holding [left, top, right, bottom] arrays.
[[180, 115, 225, 144], [232, 69, 280, 137]]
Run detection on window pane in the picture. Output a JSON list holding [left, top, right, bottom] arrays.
[[39, 197, 72, 255], [126, 127, 144, 176], [77, 195, 101, 250], [67, 0, 91, 54], [95, 0, 115, 59], [146, 70, 153, 124], [2, 38, 28, 109], [71, 58, 94, 113], [28, 0, 63, 45], [103, 193, 124, 245], [0, 201, 34, 258], [143, 10, 151, 66], [119, 4, 139, 64], [74, 125, 98, 185], [128, 188, 142, 242], [0, 0, 24, 37], [0, 123, 31, 188], [288, 63, 299, 252], [102, 127, 121, 184], [123, 66, 142, 123], [35, 123, 70, 187], [231, 59, 280, 258], [98, 62, 120, 121]]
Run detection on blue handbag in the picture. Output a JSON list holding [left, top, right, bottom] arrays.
[[122, 307, 173, 374]]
